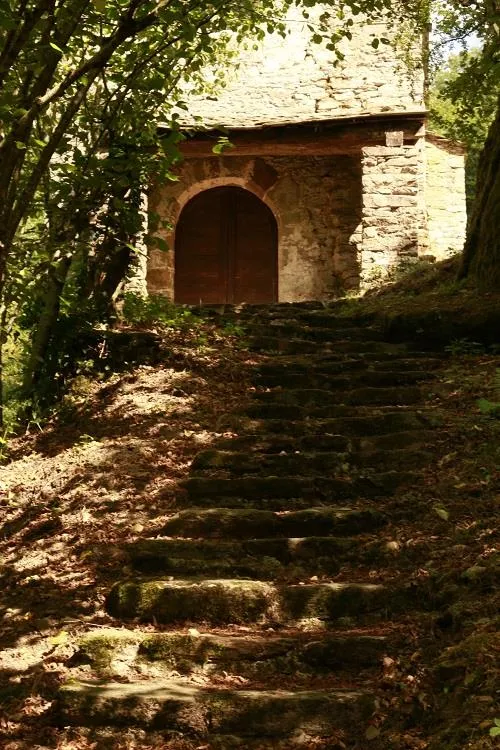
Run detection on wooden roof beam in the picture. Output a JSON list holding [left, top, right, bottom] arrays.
[[176, 118, 426, 158]]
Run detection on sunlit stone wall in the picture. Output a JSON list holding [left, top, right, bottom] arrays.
[[181, 7, 426, 127]]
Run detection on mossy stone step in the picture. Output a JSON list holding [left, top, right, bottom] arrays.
[[246, 310, 375, 327], [242, 411, 442, 437], [75, 627, 388, 678], [248, 336, 406, 355], [191, 447, 431, 476], [217, 429, 436, 454], [253, 354, 445, 377], [244, 402, 431, 421], [242, 300, 325, 312], [268, 312, 375, 328], [216, 433, 350, 453], [126, 534, 383, 578], [252, 386, 424, 408], [181, 471, 416, 507], [250, 323, 385, 343], [105, 578, 386, 625], [57, 679, 374, 736], [244, 401, 430, 422], [162, 506, 383, 539], [139, 630, 387, 674], [254, 369, 436, 390], [244, 402, 358, 420]]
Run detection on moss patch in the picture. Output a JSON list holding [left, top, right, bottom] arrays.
[[106, 579, 279, 625], [75, 629, 142, 669]]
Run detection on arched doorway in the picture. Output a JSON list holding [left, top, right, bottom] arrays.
[[175, 186, 278, 304]]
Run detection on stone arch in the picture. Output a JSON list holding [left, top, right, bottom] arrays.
[[147, 161, 281, 300], [173, 176, 281, 236]]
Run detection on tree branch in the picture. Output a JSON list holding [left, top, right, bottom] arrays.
[[9, 76, 97, 242]]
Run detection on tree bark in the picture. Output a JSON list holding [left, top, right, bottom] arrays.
[[459, 94, 500, 289], [21, 255, 72, 399]]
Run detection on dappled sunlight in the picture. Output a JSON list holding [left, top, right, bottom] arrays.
[[0, 304, 499, 749], [0, 325, 254, 747]]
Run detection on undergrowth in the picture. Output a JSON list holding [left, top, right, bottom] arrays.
[[120, 293, 199, 329]]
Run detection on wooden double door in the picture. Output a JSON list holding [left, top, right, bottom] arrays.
[[175, 186, 278, 304]]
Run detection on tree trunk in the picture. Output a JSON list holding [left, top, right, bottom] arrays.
[[21, 255, 71, 399], [459, 94, 500, 289]]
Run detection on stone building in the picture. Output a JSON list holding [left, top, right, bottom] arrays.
[[146, 8, 466, 304]]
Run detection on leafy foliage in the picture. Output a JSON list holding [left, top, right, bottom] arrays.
[[429, 48, 498, 206], [424, 0, 500, 288], [0, 0, 410, 427], [121, 292, 196, 328]]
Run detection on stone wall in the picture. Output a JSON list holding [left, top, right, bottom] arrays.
[[425, 136, 467, 259], [181, 7, 425, 128], [147, 132, 467, 301], [360, 140, 428, 285], [147, 154, 362, 302]]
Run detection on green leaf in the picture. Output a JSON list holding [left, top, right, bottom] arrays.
[[433, 506, 449, 521], [49, 41, 64, 54], [490, 726, 500, 737], [0, 14, 16, 29], [477, 398, 500, 415], [15, 141, 26, 150], [371, 38, 380, 49], [92, 0, 106, 11], [212, 137, 235, 155], [49, 630, 69, 646], [365, 726, 380, 740]]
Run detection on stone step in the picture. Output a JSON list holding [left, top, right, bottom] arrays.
[[216, 429, 436, 454], [180, 471, 416, 508], [244, 403, 360, 420], [241, 301, 327, 313], [245, 402, 427, 421], [56, 679, 375, 736], [248, 336, 408, 355], [242, 306, 374, 325], [250, 323, 385, 343], [161, 506, 384, 539], [252, 386, 424, 408], [138, 630, 388, 675], [74, 627, 387, 677], [253, 311, 376, 328], [217, 433, 351, 453], [126, 534, 383, 578], [191, 447, 430, 476], [254, 369, 436, 389], [105, 578, 387, 626], [252, 353, 446, 374], [242, 410, 442, 437]]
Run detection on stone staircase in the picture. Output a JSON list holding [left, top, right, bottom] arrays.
[[55, 303, 451, 747]]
